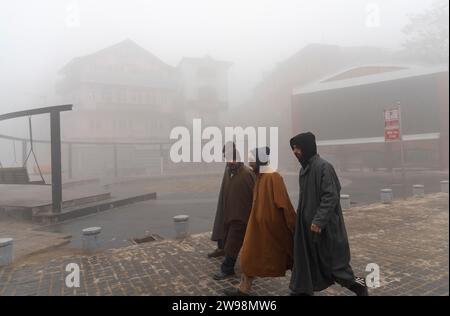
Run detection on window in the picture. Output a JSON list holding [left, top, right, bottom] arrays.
[[197, 86, 218, 102], [197, 67, 216, 80]]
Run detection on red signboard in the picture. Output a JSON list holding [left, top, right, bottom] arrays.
[[384, 107, 401, 141]]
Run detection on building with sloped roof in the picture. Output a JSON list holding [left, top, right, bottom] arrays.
[[55, 40, 231, 177], [57, 39, 182, 142], [292, 65, 449, 170], [230, 44, 404, 170], [57, 40, 231, 142]]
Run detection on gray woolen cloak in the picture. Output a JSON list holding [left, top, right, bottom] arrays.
[[289, 155, 355, 295]]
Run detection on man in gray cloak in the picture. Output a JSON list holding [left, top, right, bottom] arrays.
[[289, 132, 368, 296]]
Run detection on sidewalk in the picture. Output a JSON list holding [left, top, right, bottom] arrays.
[[0, 193, 448, 296], [0, 222, 71, 260]]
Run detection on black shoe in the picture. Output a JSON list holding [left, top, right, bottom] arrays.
[[350, 278, 369, 296], [207, 249, 225, 258], [213, 270, 235, 280], [223, 288, 249, 296]]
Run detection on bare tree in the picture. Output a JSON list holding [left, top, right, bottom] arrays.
[[403, 0, 449, 64]]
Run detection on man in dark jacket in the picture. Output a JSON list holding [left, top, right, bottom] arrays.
[[289, 132, 368, 296], [209, 142, 255, 280]]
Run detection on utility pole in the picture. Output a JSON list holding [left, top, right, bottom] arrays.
[[397, 101, 407, 199]]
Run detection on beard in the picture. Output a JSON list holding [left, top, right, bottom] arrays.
[[295, 153, 308, 168]]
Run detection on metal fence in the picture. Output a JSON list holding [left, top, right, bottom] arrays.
[[0, 133, 174, 182]]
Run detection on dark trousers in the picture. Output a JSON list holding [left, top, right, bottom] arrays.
[[332, 265, 367, 294], [223, 222, 246, 258], [221, 256, 237, 275], [335, 276, 367, 295]]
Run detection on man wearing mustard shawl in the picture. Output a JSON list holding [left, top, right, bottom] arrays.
[[224, 147, 296, 296]]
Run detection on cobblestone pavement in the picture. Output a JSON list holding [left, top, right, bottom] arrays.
[[0, 193, 448, 296], [0, 222, 71, 260]]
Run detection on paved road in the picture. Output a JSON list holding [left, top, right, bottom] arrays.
[[44, 193, 218, 249], [1, 193, 448, 296], [41, 170, 448, 250]]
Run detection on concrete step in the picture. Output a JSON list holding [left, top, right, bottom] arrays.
[[32, 191, 157, 224]]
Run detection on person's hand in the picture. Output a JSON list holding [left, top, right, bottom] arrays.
[[310, 224, 322, 234]]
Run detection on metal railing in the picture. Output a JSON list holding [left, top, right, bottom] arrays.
[[0, 133, 174, 181]]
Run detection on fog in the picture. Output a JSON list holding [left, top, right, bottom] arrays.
[[0, 0, 436, 113], [0, 0, 448, 178]]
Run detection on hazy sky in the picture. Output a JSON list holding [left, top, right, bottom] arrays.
[[0, 0, 435, 113]]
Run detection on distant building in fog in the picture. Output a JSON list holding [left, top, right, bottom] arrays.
[[178, 56, 232, 127], [230, 44, 404, 170], [292, 65, 449, 170], [55, 39, 231, 177], [57, 39, 182, 142], [56, 39, 231, 141]]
